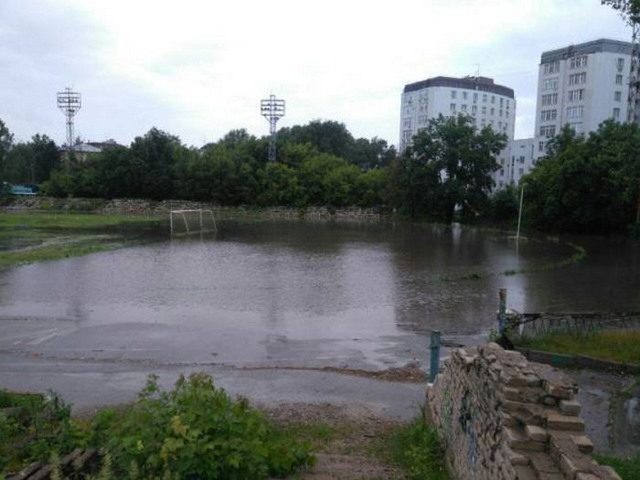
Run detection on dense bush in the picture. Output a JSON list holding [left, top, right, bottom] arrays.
[[523, 122, 640, 234], [0, 391, 83, 473], [92, 373, 313, 479]]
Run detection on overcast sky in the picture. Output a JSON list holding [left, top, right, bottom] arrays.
[[0, 0, 632, 148]]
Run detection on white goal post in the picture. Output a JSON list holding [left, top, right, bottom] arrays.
[[169, 209, 217, 235]]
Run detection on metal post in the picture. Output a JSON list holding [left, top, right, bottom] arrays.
[[429, 330, 441, 382], [498, 288, 507, 335], [170, 212, 174, 236], [199, 209, 203, 231], [516, 184, 525, 242]]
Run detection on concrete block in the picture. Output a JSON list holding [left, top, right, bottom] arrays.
[[547, 412, 585, 432], [560, 399, 582, 416], [525, 424, 548, 443], [571, 435, 594, 454]]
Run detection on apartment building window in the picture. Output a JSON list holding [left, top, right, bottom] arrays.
[[491, 95, 496, 104], [472, 105, 477, 114], [543, 78, 559, 91], [617, 58, 625, 72], [490, 107, 495, 115], [568, 72, 587, 85], [519, 168, 524, 176], [403, 118, 412, 128], [613, 107, 621, 120], [461, 104, 467, 112], [540, 109, 557, 122], [483, 94, 487, 102], [417, 115, 428, 125], [482, 106, 487, 115], [451, 90, 457, 99], [462, 91, 468, 100], [481, 119, 486, 128], [498, 121, 502, 129], [538, 141, 544, 152], [615, 91, 622, 102], [541, 93, 558, 106], [519, 156, 525, 164], [402, 130, 412, 142], [569, 55, 587, 69], [450, 103, 456, 113], [543, 60, 560, 74], [473, 92, 478, 103], [500, 169, 504, 177], [566, 105, 584, 120], [539, 125, 556, 137], [568, 89, 584, 102]]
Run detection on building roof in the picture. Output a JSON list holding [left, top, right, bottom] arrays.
[[403, 75, 515, 99], [541, 38, 633, 64], [60, 139, 122, 153]]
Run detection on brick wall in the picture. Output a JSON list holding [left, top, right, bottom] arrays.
[[427, 343, 620, 480]]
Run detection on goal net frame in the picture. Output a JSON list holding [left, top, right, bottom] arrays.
[[169, 209, 217, 235]]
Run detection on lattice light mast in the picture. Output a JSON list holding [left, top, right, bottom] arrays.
[[260, 94, 285, 161], [56, 87, 82, 152]]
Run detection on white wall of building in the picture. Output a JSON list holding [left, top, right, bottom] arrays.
[[506, 38, 633, 189], [399, 76, 515, 189]]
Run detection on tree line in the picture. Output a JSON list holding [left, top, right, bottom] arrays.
[[2, 115, 640, 234]]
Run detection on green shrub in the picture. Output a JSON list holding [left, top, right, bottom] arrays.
[[96, 373, 313, 479], [0, 391, 85, 473], [390, 415, 449, 480]]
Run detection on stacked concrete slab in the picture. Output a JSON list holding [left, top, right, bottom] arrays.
[[426, 343, 620, 480]]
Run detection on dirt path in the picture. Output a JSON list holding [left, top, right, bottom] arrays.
[[263, 403, 408, 479]]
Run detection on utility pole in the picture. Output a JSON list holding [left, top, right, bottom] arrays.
[[260, 94, 285, 162]]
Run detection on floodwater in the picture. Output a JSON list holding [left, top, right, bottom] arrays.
[[1, 221, 640, 421]]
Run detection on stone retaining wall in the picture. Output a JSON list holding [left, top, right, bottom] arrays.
[[1, 196, 384, 222], [427, 343, 620, 480]]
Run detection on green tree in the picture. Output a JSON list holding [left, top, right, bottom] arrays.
[[2, 135, 59, 184], [279, 120, 355, 159], [355, 167, 390, 208], [0, 119, 13, 176], [256, 162, 301, 206], [523, 121, 640, 233], [602, 0, 640, 23], [297, 153, 352, 206], [392, 114, 506, 222], [130, 128, 186, 200], [350, 137, 396, 170]]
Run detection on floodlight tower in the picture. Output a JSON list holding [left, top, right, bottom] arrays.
[[260, 94, 285, 161], [56, 87, 82, 151]]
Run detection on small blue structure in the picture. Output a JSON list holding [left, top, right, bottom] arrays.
[[10, 184, 39, 196]]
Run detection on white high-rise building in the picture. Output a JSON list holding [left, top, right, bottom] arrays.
[[509, 38, 634, 186], [399, 76, 516, 188]]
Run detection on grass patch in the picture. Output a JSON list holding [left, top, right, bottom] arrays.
[[0, 212, 160, 231], [0, 212, 163, 269], [515, 330, 640, 365], [387, 417, 449, 480], [595, 453, 640, 480]]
